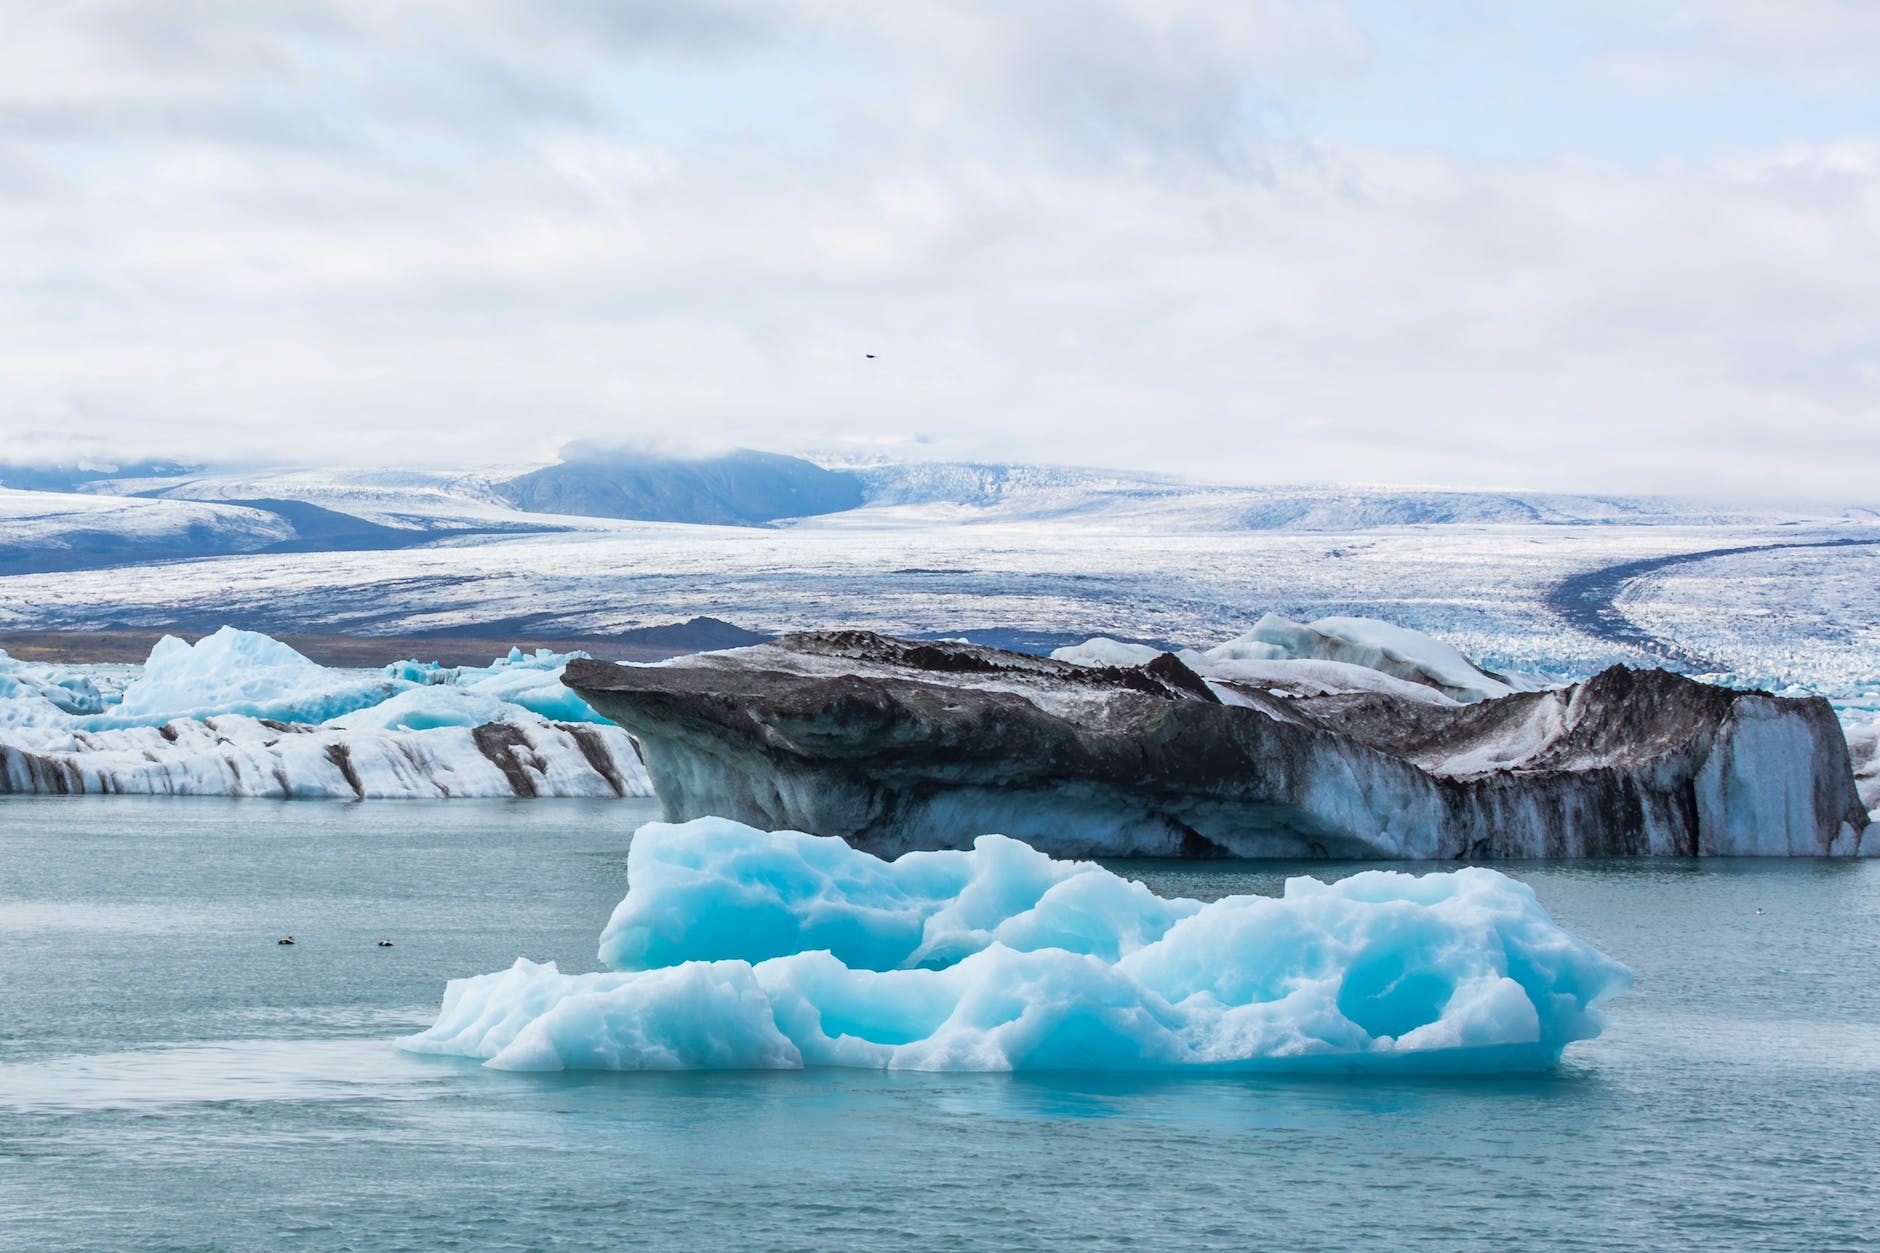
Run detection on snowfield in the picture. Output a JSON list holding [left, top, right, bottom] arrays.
[[6, 511, 1872, 680]]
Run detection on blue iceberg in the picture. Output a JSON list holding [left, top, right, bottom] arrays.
[[402, 819, 1631, 1074]]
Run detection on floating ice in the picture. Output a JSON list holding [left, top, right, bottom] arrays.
[[1052, 613, 1522, 705], [0, 628, 644, 798], [1048, 637, 1168, 669], [0, 650, 107, 721], [402, 818, 1632, 1073], [382, 648, 608, 724], [101, 627, 400, 727], [1239, 613, 1516, 702], [1844, 710, 1880, 826]]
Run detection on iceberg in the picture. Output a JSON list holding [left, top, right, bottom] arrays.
[[568, 631, 1869, 858], [100, 627, 402, 727], [0, 650, 108, 720], [1052, 612, 1531, 705], [1845, 711, 1880, 826], [0, 628, 648, 798], [401, 818, 1633, 1074], [382, 647, 613, 725]]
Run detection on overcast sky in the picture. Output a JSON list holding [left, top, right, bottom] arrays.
[[3, 1, 1879, 500]]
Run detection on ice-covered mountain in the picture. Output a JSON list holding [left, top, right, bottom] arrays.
[[8, 452, 1837, 550], [0, 489, 296, 574], [844, 461, 1792, 530], [497, 446, 865, 525], [0, 458, 202, 494]]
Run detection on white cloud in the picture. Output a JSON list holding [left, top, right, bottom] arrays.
[[1595, 0, 1880, 93], [0, 2, 1875, 503]]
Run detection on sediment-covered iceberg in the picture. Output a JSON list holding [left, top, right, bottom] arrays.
[[401, 818, 1632, 1073], [0, 628, 648, 798], [567, 629, 1869, 858]]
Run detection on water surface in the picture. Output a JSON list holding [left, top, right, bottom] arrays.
[[1, 798, 1875, 1251]]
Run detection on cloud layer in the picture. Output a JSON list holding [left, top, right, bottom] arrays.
[[1, 1, 1877, 500]]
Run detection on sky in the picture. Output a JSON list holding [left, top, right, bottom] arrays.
[[2, 0, 1879, 501]]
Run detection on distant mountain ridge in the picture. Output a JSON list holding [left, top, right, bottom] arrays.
[[846, 461, 1768, 530], [0, 459, 200, 493], [497, 448, 865, 526]]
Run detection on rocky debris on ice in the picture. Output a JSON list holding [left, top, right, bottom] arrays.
[[0, 628, 648, 798], [400, 817, 1631, 1073], [565, 629, 1868, 858]]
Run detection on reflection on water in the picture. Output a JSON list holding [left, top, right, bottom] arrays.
[[0, 1038, 449, 1112]]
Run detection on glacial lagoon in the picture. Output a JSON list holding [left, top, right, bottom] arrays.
[[2, 797, 1877, 1251]]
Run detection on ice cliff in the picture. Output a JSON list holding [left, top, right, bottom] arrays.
[[400, 817, 1632, 1073], [0, 628, 648, 798], [566, 628, 1869, 858]]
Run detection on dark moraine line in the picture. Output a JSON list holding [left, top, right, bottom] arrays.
[[1546, 536, 1880, 670]]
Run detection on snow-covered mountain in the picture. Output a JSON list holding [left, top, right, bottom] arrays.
[[845, 461, 1787, 530], [0, 488, 295, 574]]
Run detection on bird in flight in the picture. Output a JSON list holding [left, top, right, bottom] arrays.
[[865, 353, 876, 359]]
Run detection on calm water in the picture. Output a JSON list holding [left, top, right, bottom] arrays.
[[1, 798, 1877, 1252]]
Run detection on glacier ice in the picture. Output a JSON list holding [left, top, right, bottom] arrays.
[[0, 628, 646, 798], [100, 627, 401, 727], [401, 818, 1632, 1073], [1053, 613, 1523, 705], [1048, 637, 1169, 669], [1844, 710, 1880, 827], [0, 651, 108, 719]]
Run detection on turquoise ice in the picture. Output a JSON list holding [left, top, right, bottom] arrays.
[[403, 819, 1632, 1073]]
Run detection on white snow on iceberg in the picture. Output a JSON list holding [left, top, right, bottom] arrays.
[[1052, 612, 1536, 705], [401, 818, 1631, 1074]]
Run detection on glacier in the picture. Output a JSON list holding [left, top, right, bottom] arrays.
[[401, 818, 1632, 1073], [0, 629, 649, 798]]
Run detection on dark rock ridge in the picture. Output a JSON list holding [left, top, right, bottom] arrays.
[[565, 631, 1870, 859]]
